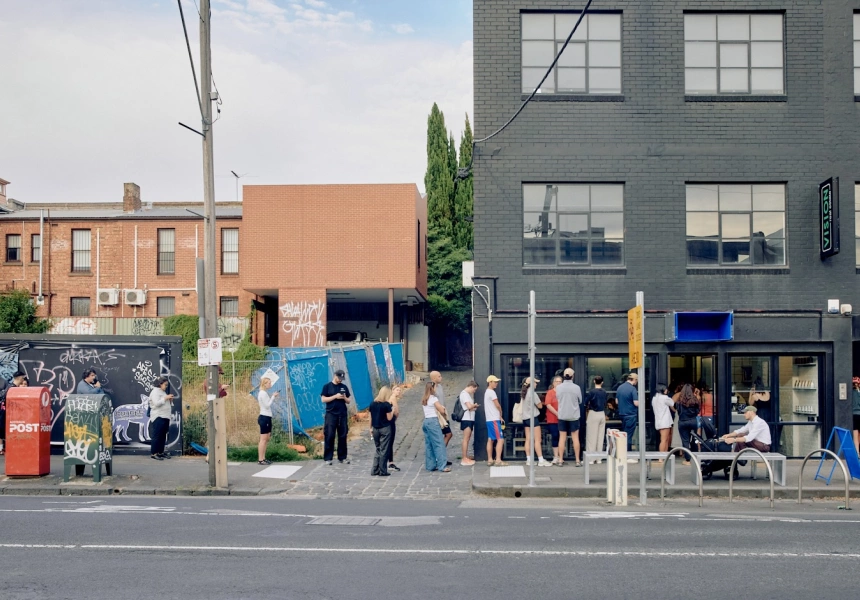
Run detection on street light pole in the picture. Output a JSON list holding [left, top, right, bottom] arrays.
[[200, 0, 227, 488]]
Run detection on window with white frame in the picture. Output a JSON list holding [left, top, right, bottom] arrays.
[[523, 183, 624, 266], [686, 184, 786, 266], [6, 234, 21, 262], [221, 228, 239, 274], [521, 12, 622, 95], [854, 14, 860, 95], [72, 229, 91, 272], [685, 13, 784, 95], [157, 229, 175, 275], [855, 184, 859, 267], [31, 234, 41, 263]]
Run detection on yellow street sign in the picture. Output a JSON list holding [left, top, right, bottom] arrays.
[[628, 305, 643, 369]]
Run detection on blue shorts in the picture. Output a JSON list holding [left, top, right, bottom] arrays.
[[545, 423, 559, 447], [521, 419, 541, 429], [558, 419, 580, 434], [460, 420, 474, 431], [487, 420, 503, 441]]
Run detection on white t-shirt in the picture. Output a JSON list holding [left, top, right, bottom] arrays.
[[484, 388, 501, 422], [459, 390, 476, 422], [652, 393, 674, 430], [423, 395, 440, 419], [258, 390, 274, 417]]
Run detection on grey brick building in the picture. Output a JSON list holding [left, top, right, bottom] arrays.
[[470, 0, 860, 461]]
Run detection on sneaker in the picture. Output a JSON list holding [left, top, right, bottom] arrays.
[[158, 453, 172, 460], [538, 459, 550, 467], [339, 459, 351, 464], [324, 460, 333, 465], [150, 455, 163, 461], [525, 459, 533, 466], [258, 459, 272, 465]]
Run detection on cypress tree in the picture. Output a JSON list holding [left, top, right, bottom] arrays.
[[453, 114, 474, 250], [424, 103, 454, 238]]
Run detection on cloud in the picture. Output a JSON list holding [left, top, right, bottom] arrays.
[[391, 23, 414, 35], [0, 1, 473, 204], [304, 0, 327, 7]]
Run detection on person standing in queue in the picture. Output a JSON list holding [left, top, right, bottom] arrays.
[[852, 377, 860, 455], [370, 386, 395, 476], [520, 376, 549, 467], [616, 373, 639, 452], [430, 371, 453, 450], [321, 369, 351, 465], [387, 385, 402, 472], [555, 368, 583, 467], [148, 377, 174, 460], [257, 377, 278, 465], [484, 375, 506, 466], [458, 381, 480, 466], [422, 381, 451, 472], [544, 376, 562, 465], [676, 384, 700, 461], [652, 383, 675, 460], [584, 376, 608, 462]]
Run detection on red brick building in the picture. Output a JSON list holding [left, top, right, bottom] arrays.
[[0, 181, 428, 365]]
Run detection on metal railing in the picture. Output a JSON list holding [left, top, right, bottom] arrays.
[[728, 447, 774, 509], [797, 448, 851, 510], [660, 447, 704, 507]]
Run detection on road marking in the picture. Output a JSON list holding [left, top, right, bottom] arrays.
[[1, 544, 859, 559], [562, 512, 688, 519]]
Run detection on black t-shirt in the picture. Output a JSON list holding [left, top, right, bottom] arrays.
[[321, 381, 351, 415], [369, 401, 393, 429], [585, 388, 608, 413]]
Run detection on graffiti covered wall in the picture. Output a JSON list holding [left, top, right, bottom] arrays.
[[278, 289, 326, 348]]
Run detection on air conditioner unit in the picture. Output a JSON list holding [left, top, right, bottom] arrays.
[[124, 289, 147, 306], [97, 288, 119, 306]]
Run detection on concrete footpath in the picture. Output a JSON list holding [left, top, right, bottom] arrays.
[[1, 367, 858, 503]]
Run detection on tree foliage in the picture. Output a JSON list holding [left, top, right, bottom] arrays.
[[164, 308, 267, 361], [425, 103, 455, 239], [0, 290, 50, 334], [453, 114, 474, 251]]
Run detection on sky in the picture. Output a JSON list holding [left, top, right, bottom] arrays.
[[0, 0, 473, 204]]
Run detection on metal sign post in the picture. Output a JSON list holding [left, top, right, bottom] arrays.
[[628, 291, 646, 505], [527, 290, 536, 488]]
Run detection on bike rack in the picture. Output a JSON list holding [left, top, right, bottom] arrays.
[[728, 447, 774, 509], [797, 448, 851, 510], [660, 447, 703, 507]]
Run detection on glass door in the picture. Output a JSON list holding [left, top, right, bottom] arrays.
[[668, 354, 717, 420], [776, 355, 822, 458]]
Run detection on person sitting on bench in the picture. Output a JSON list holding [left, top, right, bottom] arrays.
[[720, 406, 771, 453]]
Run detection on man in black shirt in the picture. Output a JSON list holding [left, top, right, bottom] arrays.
[[321, 369, 351, 465], [585, 375, 609, 458]]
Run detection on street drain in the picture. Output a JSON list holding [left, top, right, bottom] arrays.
[[307, 516, 381, 526]]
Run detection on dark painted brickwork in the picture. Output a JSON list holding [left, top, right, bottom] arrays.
[[473, 0, 859, 312]]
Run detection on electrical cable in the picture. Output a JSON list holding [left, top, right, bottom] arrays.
[[177, 0, 205, 121], [457, 0, 594, 179]]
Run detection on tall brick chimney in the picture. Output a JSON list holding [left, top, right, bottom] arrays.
[[123, 182, 141, 213]]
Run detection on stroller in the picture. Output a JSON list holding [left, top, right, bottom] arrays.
[[687, 418, 737, 480]]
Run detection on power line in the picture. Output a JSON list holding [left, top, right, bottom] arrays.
[[177, 0, 204, 121], [457, 0, 595, 179]]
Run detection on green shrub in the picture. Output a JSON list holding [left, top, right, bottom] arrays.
[[163, 314, 200, 359]]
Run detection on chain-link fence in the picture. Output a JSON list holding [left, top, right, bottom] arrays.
[[182, 359, 299, 452]]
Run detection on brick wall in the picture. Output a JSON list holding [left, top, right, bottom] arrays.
[[0, 216, 251, 319], [473, 0, 859, 313]]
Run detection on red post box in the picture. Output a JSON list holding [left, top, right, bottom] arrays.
[[5, 386, 52, 476]]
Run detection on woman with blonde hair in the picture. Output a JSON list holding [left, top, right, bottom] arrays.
[[257, 377, 278, 465], [369, 386, 396, 476], [422, 381, 451, 472], [387, 385, 403, 471]]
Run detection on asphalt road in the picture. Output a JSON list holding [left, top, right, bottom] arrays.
[[2, 496, 860, 599]]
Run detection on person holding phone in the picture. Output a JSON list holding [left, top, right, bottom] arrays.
[[76, 369, 102, 394], [148, 377, 175, 460], [321, 369, 351, 465]]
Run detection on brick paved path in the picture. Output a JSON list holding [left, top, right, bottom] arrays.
[[283, 370, 477, 500]]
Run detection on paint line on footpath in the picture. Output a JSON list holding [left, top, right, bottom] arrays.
[[1, 544, 860, 559]]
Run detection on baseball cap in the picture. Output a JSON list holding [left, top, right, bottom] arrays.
[[486, 375, 501, 383], [522, 376, 540, 386], [744, 405, 757, 413], [334, 369, 345, 378], [563, 367, 574, 378]]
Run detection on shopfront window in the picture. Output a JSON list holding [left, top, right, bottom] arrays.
[[776, 355, 821, 457], [730, 356, 771, 426]]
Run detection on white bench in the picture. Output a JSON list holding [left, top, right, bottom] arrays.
[[690, 452, 786, 487], [584, 451, 676, 485]]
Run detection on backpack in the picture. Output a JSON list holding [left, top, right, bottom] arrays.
[[451, 397, 465, 422]]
